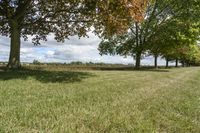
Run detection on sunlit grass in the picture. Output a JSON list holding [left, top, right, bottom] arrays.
[[0, 66, 199, 132]]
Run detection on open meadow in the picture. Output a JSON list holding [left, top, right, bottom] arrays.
[[0, 65, 200, 132]]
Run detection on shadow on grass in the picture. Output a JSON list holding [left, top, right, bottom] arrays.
[[0, 67, 94, 83], [97, 66, 170, 72]]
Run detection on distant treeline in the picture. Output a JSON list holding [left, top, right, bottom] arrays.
[[1, 59, 199, 68], [32, 60, 127, 66]]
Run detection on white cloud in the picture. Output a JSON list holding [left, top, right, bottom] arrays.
[[46, 50, 55, 56]]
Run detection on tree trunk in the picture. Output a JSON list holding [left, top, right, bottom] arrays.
[[175, 59, 178, 67], [166, 58, 169, 68], [7, 21, 21, 69], [154, 55, 158, 68], [135, 22, 141, 69], [135, 52, 141, 69]]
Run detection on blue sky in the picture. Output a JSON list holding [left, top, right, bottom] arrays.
[[0, 32, 173, 66]]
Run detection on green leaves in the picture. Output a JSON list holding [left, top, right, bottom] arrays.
[[98, 0, 200, 66], [0, 0, 149, 43]]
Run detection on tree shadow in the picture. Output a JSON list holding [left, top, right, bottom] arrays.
[[98, 66, 170, 72], [0, 67, 94, 83]]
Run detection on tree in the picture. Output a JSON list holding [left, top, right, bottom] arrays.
[[99, 0, 176, 69], [98, 31, 146, 68], [99, 0, 200, 69], [147, 0, 200, 67], [147, 36, 162, 68], [0, 0, 148, 69], [155, 20, 200, 67], [0, 0, 90, 69]]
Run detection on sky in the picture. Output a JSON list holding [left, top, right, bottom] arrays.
[[0, 32, 174, 66]]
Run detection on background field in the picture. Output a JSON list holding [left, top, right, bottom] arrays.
[[0, 66, 200, 132]]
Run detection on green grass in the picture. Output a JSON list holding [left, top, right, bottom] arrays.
[[0, 66, 200, 132]]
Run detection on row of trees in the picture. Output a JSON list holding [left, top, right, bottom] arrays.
[[98, 0, 200, 69], [0, 0, 148, 69], [0, 0, 200, 69]]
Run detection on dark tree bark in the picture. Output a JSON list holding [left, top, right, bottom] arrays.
[[7, 21, 21, 69], [135, 51, 141, 69], [166, 58, 169, 68], [175, 59, 178, 67], [154, 55, 158, 68], [135, 22, 141, 69]]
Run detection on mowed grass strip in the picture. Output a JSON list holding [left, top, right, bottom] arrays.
[[0, 67, 199, 132]]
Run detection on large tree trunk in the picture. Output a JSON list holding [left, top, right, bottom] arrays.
[[175, 59, 178, 67], [135, 22, 141, 69], [7, 21, 21, 69], [154, 55, 158, 68], [166, 58, 169, 68], [135, 52, 141, 69]]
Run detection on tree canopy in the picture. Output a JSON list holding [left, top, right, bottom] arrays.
[[98, 0, 200, 68], [0, 0, 148, 69], [0, 0, 199, 69]]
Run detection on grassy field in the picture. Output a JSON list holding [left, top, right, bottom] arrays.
[[0, 66, 200, 132]]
